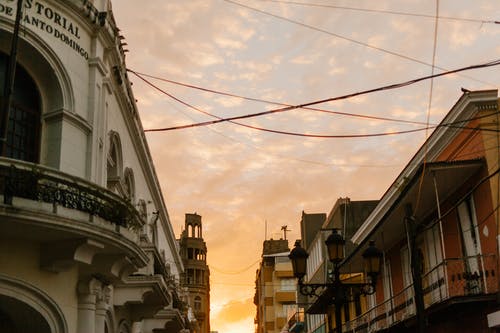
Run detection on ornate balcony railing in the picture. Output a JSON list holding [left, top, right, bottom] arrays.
[[342, 254, 497, 333], [0, 160, 143, 231]]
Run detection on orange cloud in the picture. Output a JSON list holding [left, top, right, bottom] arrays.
[[213, 298, 255, 324]]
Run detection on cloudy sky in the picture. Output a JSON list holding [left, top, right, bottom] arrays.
[[112, 1, 499, 332]]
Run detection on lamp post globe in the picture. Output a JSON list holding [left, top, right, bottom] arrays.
[[362, 240, 383, 281], [325, 229, 345, 264], [289, 240, 309, 280]]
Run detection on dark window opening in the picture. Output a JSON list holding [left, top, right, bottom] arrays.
[[343, 302, 350, 322], [188, 248, 194, 260], [354, 293, 362, 316], [194, 296, 202, 311], [0, 53, 41, 163]]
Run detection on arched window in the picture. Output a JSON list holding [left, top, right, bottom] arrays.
[[188, 248, 194, 260], [0, 53, 41, 162], [107, 131, 123, 191], [194, 296, 202, 311], [0, 275, 67, 333], [193, 225, 199, 238], [117, 320, 130, 333], [123, 167, 135, 203]]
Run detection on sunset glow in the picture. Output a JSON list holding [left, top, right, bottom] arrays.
[[112, 1, 500, 331]]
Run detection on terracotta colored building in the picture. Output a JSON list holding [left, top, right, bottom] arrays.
[[340, 90, 500, 332]]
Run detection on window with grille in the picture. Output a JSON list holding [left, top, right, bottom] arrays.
[[0, 53, 41, 162]]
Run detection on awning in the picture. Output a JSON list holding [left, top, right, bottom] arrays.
[[342, 158, 485, 273]]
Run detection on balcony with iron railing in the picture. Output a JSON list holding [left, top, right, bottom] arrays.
[[287, 309, 305, 333], [342, 254, 497, 332], [0, 158, 148, 274]]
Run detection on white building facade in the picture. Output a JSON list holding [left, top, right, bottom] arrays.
[[0, 0, 188, 332]]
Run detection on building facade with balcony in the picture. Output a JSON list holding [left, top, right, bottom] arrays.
[[254, 239, 297, 333], [341, 90, 500, 332], [179, 213, 210, 333], [0, 0, 188, 332]]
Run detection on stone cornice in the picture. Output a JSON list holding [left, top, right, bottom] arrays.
[[43, 108, 93, 134]]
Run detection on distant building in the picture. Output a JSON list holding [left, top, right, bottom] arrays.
[[179, 213, 211, 333], [254, 239, 296, 333], [299, 199, 377, 333], [300, 212, 326, 251]]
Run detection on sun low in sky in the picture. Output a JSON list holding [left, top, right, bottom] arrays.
[[113, 1, 500, 332]]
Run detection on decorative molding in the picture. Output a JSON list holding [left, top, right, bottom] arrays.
[[41, 239, 105, 273], [43, 108, 93, 134], [0, 274, 68, 333], [89, 57, 108, 76], [78, 277, 103, 296], [114, 275, 172, 318]]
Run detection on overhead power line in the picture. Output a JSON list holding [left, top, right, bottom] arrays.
[[415, 0, 440, 215], [223, 0, 495, 86], [256, 0, 500, 25], [130, 58, 500, 135], [128, 69, 430, 126], [132, 69, 431, 138], [210, 258, 261, 275]]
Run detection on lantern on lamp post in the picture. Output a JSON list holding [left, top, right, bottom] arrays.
[[289, 230, 383, 333]]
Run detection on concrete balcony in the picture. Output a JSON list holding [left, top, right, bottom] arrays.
[[275, 290, 296, 303], [0, 158, 148, 278], [114, 275, 171, 317]]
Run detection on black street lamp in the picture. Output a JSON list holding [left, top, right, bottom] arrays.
[[289, 229, 383, 333]]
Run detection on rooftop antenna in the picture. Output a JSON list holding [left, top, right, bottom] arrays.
[[281, 225, 291, 240]]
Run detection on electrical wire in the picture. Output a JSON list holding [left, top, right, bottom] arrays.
[[128, 68, 431, 127], [222, 0, 495, 87], [210, 281, 257, 286], [129, 74, 407, 168], [415, 0, 440, 215], [256, 0, 500, 25], [210, 259, 262, 275], [131, 68, 434, 138], [130, 59, 500, 134]]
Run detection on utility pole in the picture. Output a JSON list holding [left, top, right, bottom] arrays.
[[0, 0, 24, 154], [405, 203, 426, 333]]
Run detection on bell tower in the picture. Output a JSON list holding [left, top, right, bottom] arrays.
[[179, 213, 210, 333]]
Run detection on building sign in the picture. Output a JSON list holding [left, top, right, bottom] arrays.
[[0, 0, 89, 60]]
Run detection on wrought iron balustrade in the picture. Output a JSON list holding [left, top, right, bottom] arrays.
[[0, 161, 143, 230], [342, 254, 497, 333]]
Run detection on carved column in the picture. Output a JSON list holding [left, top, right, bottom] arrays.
[[131, 321, 142, 333], [95, 285, 111, 333], [78, 278, 102, 333]]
